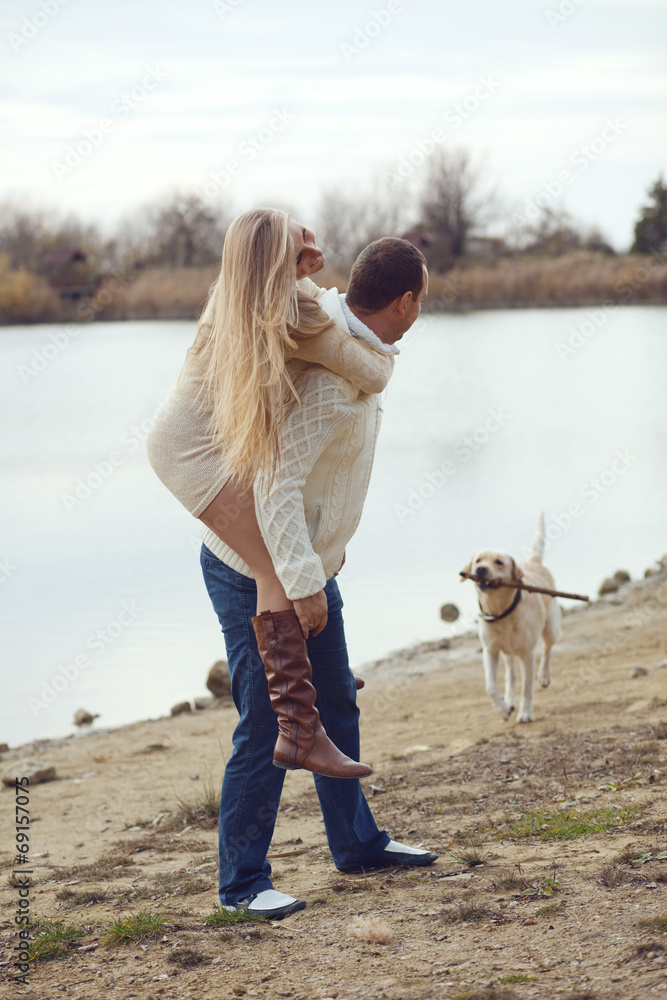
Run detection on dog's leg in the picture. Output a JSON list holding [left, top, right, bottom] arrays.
[[538, 602, 561, 688], [483, 648, 511, 720], [503, 655, 516, 712], [516, 651, 535, 723]]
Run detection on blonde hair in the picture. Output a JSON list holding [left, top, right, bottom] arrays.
[[185, 208, 335, 486]]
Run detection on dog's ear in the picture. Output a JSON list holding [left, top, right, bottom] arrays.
[[460, 559, 473, 578], [511, 558, 524, 581]]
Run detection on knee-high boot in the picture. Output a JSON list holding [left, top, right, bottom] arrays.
[[251, 609, 372, 779]]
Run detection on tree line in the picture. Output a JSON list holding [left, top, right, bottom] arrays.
[[1, 151, 665, 282]]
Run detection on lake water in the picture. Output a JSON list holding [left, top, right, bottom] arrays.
[[2, 306, 666, 747]]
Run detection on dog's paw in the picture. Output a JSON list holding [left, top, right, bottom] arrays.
[[495, 700, 513, 721], [516, 708, 534, 724], [538, 669, 551, 689]]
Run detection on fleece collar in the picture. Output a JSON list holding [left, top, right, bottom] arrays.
[[339, 294, 400, 356]]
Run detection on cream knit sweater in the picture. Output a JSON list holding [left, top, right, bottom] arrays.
[[147, 279, 397, 600]]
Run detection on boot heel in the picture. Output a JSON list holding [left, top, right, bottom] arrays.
[[272, 760, 298, 771]]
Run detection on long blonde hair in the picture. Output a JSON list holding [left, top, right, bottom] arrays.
[[185, 208, 335, 486]]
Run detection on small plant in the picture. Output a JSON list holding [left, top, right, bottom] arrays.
[[167, 947, 211, 967], [521, 874, 560, 898], [499, 974, 536, 983], [56, 887, 108, 906], [441, 897, 489, 924], [204, 906, 266, 927], [536, 901, 566, 916], [172, 776, 220, 829], [29, 922, 85, 963], [492, 867, 527, 892], [101, 910, 167, 947], [639, 914, 667, 934]]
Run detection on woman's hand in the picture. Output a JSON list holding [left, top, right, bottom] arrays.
[[293, 590, 328, 638]]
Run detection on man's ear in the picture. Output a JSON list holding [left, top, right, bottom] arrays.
[[395, 289, 412, 318]]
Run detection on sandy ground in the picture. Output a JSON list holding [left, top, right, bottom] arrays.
[[1, 568, 666, 1000]]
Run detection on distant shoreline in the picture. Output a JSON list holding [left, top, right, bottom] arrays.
[[1, 250, 665, 326]]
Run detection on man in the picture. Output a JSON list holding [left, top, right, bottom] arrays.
[[200, 237, 434, 919]]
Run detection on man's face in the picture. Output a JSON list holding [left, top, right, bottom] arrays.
[[291, 221, 325, 278]]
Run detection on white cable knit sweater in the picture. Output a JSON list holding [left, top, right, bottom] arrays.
[[201, 289, 397, 599]]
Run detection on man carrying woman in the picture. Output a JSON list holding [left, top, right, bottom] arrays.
[[147, 209, 436, 919]]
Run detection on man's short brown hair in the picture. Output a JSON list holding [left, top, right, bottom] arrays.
[[346, 237, 427, 312]]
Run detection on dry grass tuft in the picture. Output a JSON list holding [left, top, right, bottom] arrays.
[[346, 914, 393, 944]]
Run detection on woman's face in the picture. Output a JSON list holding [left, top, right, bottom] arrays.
[[291, 221, 325, 278]]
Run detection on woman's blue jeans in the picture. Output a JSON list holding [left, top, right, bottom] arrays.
[[200, 544, 389, 905]]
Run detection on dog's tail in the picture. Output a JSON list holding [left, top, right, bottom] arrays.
[[527, 512, 546, 564]]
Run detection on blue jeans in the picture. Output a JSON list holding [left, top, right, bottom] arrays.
[[200, 544, 389, 905]]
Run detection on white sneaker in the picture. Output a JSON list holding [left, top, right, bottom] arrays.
[[224, 889, 306, 919]]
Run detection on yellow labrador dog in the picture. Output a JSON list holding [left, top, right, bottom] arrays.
[[461, 514, 561, 723]]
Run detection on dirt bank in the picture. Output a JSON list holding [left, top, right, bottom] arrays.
[[1, 571, 666, 1000]]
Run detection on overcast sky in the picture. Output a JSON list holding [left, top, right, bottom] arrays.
[[2, 0, 665, 250]]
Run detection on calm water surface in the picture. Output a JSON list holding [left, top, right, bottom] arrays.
[[1, 306, 665, 746]]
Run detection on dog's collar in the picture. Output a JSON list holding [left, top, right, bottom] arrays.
[[478, 586, 522, 623]]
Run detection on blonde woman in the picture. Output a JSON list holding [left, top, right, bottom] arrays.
[[148, 208, 395, 779]]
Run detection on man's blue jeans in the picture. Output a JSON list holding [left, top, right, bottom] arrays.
[[200, 544, 389, 905]]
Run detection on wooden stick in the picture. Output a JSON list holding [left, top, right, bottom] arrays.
[[460, 571, 589, 602]]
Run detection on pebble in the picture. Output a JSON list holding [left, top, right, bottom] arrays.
[[631, 666, 648, 678], [170, 701, 191, 716]]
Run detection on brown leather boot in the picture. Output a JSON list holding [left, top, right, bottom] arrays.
[[251, 609, 372, 779], [354, 676, 365, 690]]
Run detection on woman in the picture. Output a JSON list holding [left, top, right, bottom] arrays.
[[147, 208, 395, 778]]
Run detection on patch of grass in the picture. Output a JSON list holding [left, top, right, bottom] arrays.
[[204, 906, 266, 927], [29, 922, 85, 963], [506, 803, 645, 841], [639, 914, 667, 934], [54, 854, 136, 881], [101, 910, 167, 947], [492, 868, 527, 892], [599, 866, 627, 888], [171, 777, 220, 829], [167, 947, 211, 968], [499, 974, 536, 983], [441, 897, 489, 924], [535, 901, 567, 917], [56, 887, 109, 906], [330, 879, 376, 894], [151, 871, 211, 897]]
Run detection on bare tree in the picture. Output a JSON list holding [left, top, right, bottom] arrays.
[[419, 148, 496, 270], [0, 203, 101, 273], [121, 192, 231, 269], [316, 180, 407, 266]]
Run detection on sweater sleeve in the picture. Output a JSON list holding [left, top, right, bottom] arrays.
[[254, 373, 349, 600], [291, 324, 394, 394]]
